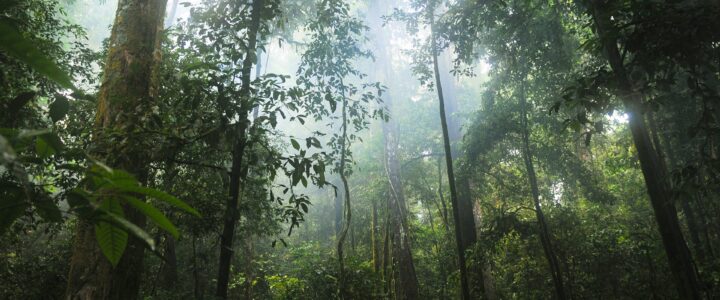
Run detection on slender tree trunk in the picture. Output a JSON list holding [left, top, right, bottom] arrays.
[[430, 12, 471, 299], [437, 158, 451, 233], [336, 85, 353, 297], [518, 80, 567, 300], [216, 1, 264, 298], [335, 178, 343, 236], [65, 0, 167, 298], [372, 200, 380, 273], [589, 2, 701, 298]]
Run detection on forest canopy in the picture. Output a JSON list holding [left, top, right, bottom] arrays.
[[1, 0, 719, 299]]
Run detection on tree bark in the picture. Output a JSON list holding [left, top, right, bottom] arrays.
[[216, 0, 264, 298], [589, 2, 702, 298], [65, 0, 167, 299]]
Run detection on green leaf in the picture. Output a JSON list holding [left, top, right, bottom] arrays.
[[0, 20, 75, 90], [123, 186, 200, 217], [100, 211, 156, 251], [291, 139, 300, 150], [95, 221, 128, 266], [95, 198, 128, 266], [49, 96, 70, 122], [124, 196, 179, 238]]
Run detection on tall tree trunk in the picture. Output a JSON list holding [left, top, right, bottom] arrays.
[[440, 52, 479, 253], [242, 236, 255, 300], [648, 113, 709, 265], [437, 158, 451, 233], [438, 25, 487, 300], [518, 81, 567, 300], [589, 2, 701, 298], [430, 11, 471, 299], [65, 0, 167, 298], [335, 178, 343, 236], [372, 200, 380, 273], [216, 0, 264, 298], [366, 2, 419, 297], [336, 83, 352, 298], [382, 94, 421, 299]]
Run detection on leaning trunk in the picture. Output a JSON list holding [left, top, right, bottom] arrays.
[[65, 0, 167, 298], [589, 2, 701, 298], [430, 10, 471, 299]]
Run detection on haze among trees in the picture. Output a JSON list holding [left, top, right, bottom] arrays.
[[1, 0, 720, 299]]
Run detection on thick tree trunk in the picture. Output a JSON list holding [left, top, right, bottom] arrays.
[[430, 13, 471, 299], [65, 0, 167, 299], [518, 81, 567, 300], [589, 2, 701, 298], [216, 0, 264, 298]]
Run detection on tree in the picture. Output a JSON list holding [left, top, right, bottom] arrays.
[[65, 0, 168, 298]]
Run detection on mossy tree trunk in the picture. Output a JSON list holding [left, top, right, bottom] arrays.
[[65, 0, 168, 299]]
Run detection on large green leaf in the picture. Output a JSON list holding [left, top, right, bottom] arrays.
[[95, 220, 128, 267], [95, 198, 127, 266], [100, 211, 156, 252], [124, 196, 179, 238], [0, 20, 75, 90], [122, 186, 200, 217]]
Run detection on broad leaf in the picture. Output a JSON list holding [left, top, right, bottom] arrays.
[[124, 196, 179, 238], [95, 198, 127, 266], [122, 186, 200, 217]]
